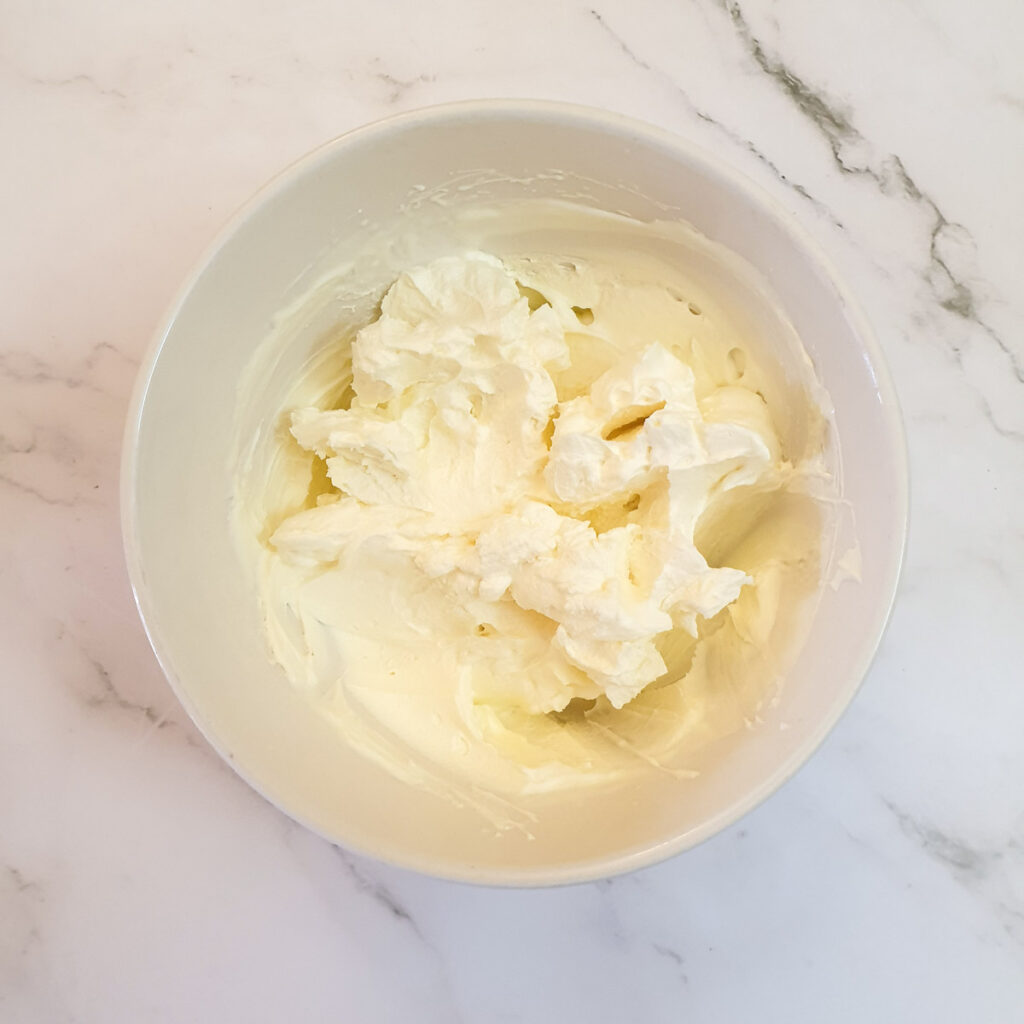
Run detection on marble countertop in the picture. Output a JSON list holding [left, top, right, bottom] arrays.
[[3, 0, 1023, 1020]]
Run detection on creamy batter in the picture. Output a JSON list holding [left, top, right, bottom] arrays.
[[234, 203, 833, 817]]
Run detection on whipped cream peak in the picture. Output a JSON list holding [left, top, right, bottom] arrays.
[[292, 252, 569, 526]]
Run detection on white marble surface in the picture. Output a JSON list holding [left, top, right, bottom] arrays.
[[2, 0, 1023, 1019]]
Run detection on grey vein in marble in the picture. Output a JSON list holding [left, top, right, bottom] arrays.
[[368, 59, 436, 105], [715, 0, 1024, 395], [331, 846, 424, 939], [83, 650, 168, 729], [6, 867, 44, 899], [652, 942, 690, 986], [56, 623, 173, 733], [327, 846, 471, 1024], [0, 342, 137, 396], [885, 799, 999, 876], [0, 470, 80, 508], [5, 59, 129, 102], [588, 8, 843, 228], [0, 342, 136, 504], [884, 798, 1024, 943], [3, 866, 45, 967]]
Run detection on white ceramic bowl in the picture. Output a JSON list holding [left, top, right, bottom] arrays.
[[122, 101, 907, 885]]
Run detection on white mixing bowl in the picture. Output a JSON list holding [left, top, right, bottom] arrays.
[[122, 101, 907, 885]]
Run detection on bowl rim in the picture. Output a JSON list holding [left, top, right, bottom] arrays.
[[121, 98, 909, 887]]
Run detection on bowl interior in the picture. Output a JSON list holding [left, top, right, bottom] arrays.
[[124, 103, 905, 884]]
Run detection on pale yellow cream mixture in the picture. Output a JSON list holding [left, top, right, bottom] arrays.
[[234, 205, 832, 813]]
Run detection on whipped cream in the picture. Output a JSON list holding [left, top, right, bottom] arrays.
[[234, 205, 833, 818]]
